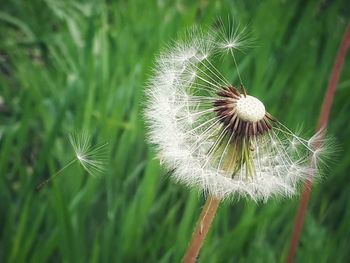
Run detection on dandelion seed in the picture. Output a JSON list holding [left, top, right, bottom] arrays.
[[68, 132, 108, 176], [35, 132, 108, 191], [215, 19, 253, 54], [144, 24, 330, 202]]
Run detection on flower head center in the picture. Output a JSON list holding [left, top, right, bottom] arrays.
[[235, 95, 265, 122], [214, 86, 273, 138]]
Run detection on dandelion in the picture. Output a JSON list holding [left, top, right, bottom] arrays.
[[144, 22, 330, 262], [35, 132, 108, 191], [145, 27, 326, 201]]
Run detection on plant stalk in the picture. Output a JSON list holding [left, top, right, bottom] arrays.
[[285, 24, 350, 263], [183, 196, 220, 263]]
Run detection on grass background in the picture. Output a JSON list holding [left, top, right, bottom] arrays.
[[1, 0, 350, 262]]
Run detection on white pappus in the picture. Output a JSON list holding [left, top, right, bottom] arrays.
[[144, 24, 330, 202]]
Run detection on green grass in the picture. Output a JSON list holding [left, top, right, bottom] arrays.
[[1, 0, 350, 262]]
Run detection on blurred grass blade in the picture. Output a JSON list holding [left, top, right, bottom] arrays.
[[286, 23, 350, 263]]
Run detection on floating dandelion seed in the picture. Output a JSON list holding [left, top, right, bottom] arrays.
[[36, 133, 108, 191], [144, 25, 329, 202], [67, 133, 108, 176]]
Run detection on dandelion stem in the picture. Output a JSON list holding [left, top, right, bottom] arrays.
[[183, 196, 220, 263], [285, 24, 350, 263], [35, 158, 77, 191]]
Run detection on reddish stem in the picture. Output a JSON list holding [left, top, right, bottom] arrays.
[[286, 24, 350, 263], [183, 196, 220, 263]]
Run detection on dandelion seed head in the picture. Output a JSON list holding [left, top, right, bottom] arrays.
[[145, 22, 330, 201]]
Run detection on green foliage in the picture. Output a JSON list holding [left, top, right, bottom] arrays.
[[0, 0, 349, 262]]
